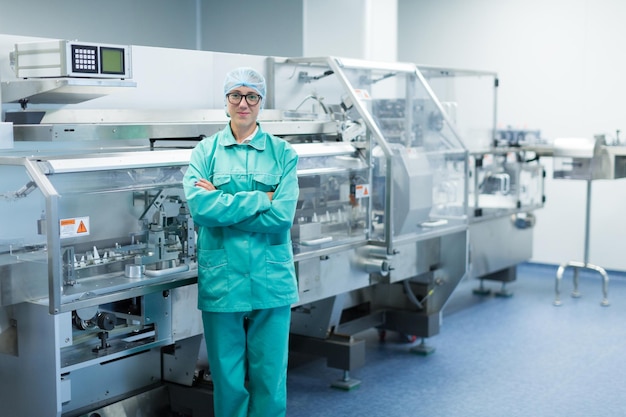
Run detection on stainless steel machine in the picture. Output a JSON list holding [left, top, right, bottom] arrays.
[[416, 66, 546, 296], [0, 149, 202, 416], [270, 57, 470, 389], [0, 37, 206, 417], [0, 35, 546, 416]]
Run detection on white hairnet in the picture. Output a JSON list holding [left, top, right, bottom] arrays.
[[223, 67, 266, 99]]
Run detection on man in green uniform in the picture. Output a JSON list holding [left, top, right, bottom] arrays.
[[183, 67, 299, 417]]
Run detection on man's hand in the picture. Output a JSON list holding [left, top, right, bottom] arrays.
[[195, 179, 216, 191]]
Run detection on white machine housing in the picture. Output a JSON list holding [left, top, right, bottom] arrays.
[[12, 39, 132, 79]]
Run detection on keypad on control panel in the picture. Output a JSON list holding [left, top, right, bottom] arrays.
[[71, 45, 98, 73]]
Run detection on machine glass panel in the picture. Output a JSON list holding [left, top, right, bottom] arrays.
[[290, 142, 370, 254], [273, 57, 468, 249], [0, 150, 196, 315], [469, 150, 545, 217], [0, 164, 48, 306], [417, 67, 545, 218]]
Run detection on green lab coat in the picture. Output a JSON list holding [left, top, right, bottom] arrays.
[[183, 123, 300, 312]]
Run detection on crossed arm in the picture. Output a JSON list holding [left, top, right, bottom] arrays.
[[184, 144, 299, 233], [195, 178, 274, 202]]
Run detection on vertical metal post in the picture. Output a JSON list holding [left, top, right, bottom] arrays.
[[554, 178, 609, 306], [583, 179, 592, 265]]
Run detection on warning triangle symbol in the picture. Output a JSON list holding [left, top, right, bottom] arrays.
[[77, 221, 88, 233]]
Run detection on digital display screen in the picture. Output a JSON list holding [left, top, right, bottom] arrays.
[[100, 47, 125, 75]]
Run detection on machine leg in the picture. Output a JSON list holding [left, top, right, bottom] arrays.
[[571, 268, 581, 298], [472, 279, 491, 296], [554, 264, 564, 306], [554, 261, 610, 307], [331, 370, 361, 391], [494, 282, 513, 298], [290, 333, 365, 388], [377, 328, 387, 342], [409, 338, 436, 356], [399, 333, 418, 343], [377, 329, 416, 343], [554, 180, 610, 307]]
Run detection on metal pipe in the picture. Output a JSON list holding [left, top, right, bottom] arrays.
[[583, 179, 592, 264], [493, 77, 499, 146], [355, 257, 389, 276], [554, 261, 609, 306], [293, 94, 329, 114], [144, 263, 190, 277], [23, 157, 63, 315]]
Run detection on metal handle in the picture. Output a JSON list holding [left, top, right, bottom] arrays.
[[300, 236, 333, 246]]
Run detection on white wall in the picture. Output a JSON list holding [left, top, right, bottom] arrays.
[[398, 0, 626, 270], [304, 0, 397, 61], [202, 0, 303, 56], [304, 0, 367, 58]]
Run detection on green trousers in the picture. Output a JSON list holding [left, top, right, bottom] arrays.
[[202, 306, 291, 417]]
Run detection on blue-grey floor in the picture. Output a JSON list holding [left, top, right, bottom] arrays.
[[286, 263, 626, 417]]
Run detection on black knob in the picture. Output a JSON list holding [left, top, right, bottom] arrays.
[[96, 312, 116, 331]]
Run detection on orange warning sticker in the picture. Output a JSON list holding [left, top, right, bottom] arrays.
[[355, 184, 370, 199], [60, 216, 90, 238], [77, 221, 88, 233]]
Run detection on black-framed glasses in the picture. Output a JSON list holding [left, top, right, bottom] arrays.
[[226, 93, 262, 106]]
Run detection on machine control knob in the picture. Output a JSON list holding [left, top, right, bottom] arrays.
[[96, 312, 116, 331]]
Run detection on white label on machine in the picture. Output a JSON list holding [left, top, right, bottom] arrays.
[[355, 184, 370, 198], [60, 217, 90, 238]]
